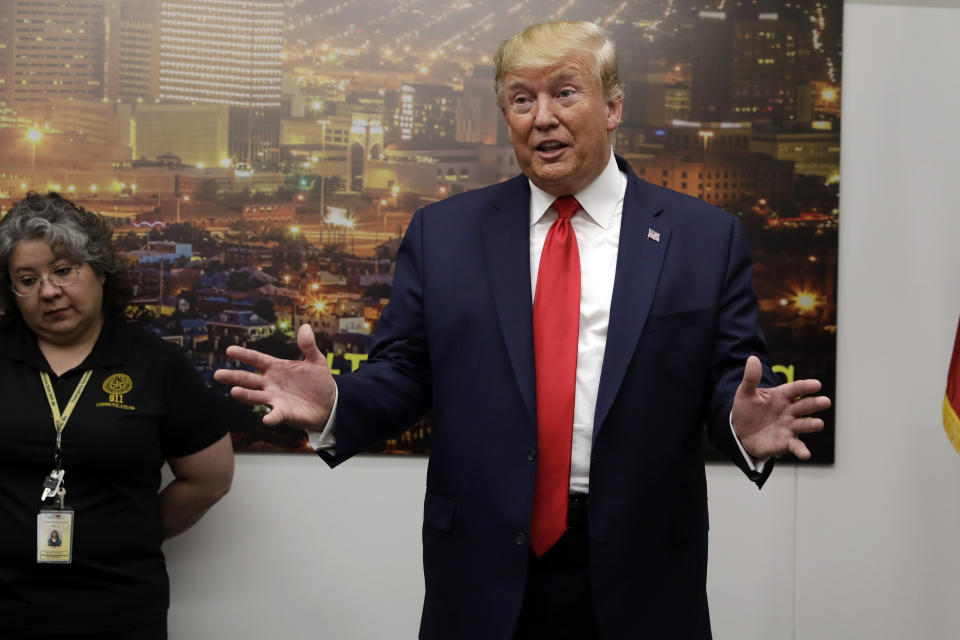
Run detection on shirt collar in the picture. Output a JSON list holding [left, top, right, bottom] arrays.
[[528, 150, 624, 229]]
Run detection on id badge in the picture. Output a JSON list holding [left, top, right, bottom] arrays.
[[37, 508, 74, 564]]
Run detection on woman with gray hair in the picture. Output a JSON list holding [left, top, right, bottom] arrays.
[[0, 192, 234, 639]]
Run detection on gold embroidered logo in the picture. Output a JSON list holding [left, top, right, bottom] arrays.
[[102, 374, 133, 396], [96, 373, 136, 410]]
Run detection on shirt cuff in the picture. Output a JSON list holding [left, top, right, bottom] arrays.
[[305, 384, 338, 452], [730, 411, 767, 475]]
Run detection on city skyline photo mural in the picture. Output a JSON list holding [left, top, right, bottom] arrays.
[[0, 0, 841, 461]]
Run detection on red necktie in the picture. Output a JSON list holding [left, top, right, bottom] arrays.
[[531, 195, 581, 557]]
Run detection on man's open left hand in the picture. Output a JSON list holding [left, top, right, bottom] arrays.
[[732, 355, 831, 460]]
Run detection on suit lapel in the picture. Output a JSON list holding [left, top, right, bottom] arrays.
[[593, 164, 670, 438], [480, 176, 537, 424]]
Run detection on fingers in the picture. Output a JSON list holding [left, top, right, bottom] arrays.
[[229, 386, 272, 406], [296, 324, 325, 364], [260, 407, 285, 427], [214, 367, 262, 389], [788, 438, 811, 460], [778, 377, 823, 400], [221, 385, 289, 426], [224, 344, 276, 371], [738, 355, 762, 395], [787, 416, 825, 435], [226, 388, 286, 426], [788, 395, 831, 418], [224, 344, 251, 361]]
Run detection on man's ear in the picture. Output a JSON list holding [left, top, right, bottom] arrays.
[[606, 97, 624, 132]]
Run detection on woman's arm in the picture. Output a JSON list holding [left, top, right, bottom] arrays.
[[159, 433, 234, 539]]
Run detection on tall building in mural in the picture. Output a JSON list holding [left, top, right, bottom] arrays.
[[692, 8, 805, 125], [386, 83, 457, 144], [105, 0, 161, 105], [158, 0, 284, 165], [0, 0, 107, 120]]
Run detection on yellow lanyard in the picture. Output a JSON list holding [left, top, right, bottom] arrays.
[[39, 370, 93, 464]]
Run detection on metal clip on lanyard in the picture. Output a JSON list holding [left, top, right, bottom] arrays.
[[39, 370, 92, 509]]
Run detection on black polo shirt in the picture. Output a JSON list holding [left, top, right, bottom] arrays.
[[0, 317, 227, 636]]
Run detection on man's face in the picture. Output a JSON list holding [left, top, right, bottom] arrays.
[[502, 56, 622, 197]]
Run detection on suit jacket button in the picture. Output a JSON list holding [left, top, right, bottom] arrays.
[[527, 448, 536, 462], [515, 531, 527, 546]]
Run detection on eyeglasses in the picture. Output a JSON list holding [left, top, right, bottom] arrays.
[[10, 265, 82, 297]]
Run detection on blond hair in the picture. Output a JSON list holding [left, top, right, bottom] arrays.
[[494, 21, 623, 109]]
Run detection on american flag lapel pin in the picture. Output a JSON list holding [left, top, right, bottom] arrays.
[[647, 228, 661, 243]]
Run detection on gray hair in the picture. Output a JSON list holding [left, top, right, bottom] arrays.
[[0, 191, 128, 317]]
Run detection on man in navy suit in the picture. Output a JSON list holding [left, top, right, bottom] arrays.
[[216, 20, 830, 640]]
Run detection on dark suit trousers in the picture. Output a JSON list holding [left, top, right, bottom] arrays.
[[514, 498, 600, 639]]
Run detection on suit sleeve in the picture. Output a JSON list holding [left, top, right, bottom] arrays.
[[319, 209, 432, 466], [705, 217, 779, 487]]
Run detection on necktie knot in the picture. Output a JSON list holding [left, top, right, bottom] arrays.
[[552, 196, 580, 221]]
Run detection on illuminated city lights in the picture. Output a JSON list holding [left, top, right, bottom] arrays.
[[793, 291, 820, 313], [0, 0, 840, 457]]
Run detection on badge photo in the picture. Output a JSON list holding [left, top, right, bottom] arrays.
[[37, 508, 75, 564]]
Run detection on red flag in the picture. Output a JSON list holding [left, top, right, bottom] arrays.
[[944, 317, 960, 455]]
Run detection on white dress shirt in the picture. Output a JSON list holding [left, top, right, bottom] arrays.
[[528, 151, 624, 494]]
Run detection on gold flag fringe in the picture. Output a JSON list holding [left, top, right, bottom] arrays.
[[943, 394, 960, 456]]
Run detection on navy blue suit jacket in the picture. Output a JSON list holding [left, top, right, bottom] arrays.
[[323, 156, 778, 639]]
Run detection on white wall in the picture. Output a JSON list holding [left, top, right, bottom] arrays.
[[165, 3, 960, 638], [797, 2, 960, 638]]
